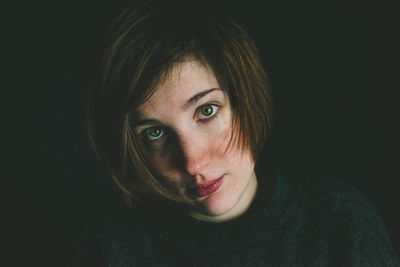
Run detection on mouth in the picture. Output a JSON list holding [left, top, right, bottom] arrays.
[[188, 176, 224, 197]]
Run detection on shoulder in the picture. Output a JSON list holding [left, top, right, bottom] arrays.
[[281, 171, 399, 265], [284, 171, 375, 215], [285, 172, 384, 231]]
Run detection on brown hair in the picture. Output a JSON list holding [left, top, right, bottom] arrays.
[[86, 0, 274, 205]]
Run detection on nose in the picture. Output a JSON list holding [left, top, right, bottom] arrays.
[[178, 133, 212, 176]]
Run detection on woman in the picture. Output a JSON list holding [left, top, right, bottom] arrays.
[[78, 0, 399, 265]]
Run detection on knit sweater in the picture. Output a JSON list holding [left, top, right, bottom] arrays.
[[76, 169, 399, 266]]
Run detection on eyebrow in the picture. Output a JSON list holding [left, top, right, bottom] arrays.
[[133, 88, 221, 128], [181, 88, 220, 111]]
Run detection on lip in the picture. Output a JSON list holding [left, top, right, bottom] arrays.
[[189, 176, 224, 197]]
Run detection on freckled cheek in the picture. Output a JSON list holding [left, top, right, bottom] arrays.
[[211, 104, 238, 153], [214, 121, 253, 165], [211, 120, 235, 158], [197, 123, 253, 177]]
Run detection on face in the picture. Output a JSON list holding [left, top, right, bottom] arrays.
[[135, 61, 257, 222]]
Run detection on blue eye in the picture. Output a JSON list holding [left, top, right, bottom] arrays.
[[198, 104, 217, 120], [145, 127, 164, 141]]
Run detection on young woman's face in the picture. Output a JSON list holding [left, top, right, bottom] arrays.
[[135, 61, 257, 222]]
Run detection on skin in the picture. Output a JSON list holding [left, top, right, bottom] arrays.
[[135, 61, 258, 223]]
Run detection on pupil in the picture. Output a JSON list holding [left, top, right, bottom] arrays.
[[151, 129, 160, 136], [203, 106, 212, 115]]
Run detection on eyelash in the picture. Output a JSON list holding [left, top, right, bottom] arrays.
[[142, 103, 221, 144]]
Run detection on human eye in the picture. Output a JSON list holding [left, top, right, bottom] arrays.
[[197, 104, 219, 121], [143, 127, 165, 142]]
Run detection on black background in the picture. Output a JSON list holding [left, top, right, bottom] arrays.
[[3, 0, 399, 265]]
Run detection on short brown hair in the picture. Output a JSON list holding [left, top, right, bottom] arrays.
[[86, 0, 274, 205]]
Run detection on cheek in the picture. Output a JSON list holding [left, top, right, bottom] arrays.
[[215, 123, 254, 168], [146, 154, 179, 184], [212, 128, 229, 156], [214, 123, 240, 158], [211, 111, 235, 157]]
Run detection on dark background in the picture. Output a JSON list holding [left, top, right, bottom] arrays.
[[3, 0, 399, 266]]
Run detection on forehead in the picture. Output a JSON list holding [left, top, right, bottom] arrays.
[[137, 61, 220, 117]]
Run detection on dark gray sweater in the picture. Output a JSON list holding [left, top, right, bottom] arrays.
[[76, 169, 399, 266]]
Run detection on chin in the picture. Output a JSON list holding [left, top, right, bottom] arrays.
[[190, 171, 257, 222], [196, 189, 240, 216]]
